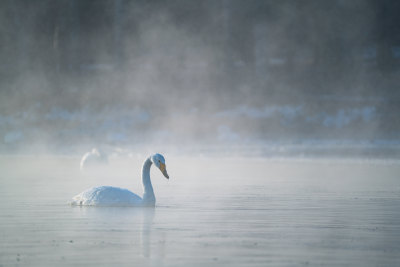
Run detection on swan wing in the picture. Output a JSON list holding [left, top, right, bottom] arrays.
[[71, 186, 143, 206]]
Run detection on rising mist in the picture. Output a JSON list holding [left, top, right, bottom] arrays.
[[1, 0, 400, 157]]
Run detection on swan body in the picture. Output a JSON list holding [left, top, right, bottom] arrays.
[[71, 153, 169, 207], [71, 186, 143, 206]]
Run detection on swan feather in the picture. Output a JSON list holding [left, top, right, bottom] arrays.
[[71, 186, 143, 206]]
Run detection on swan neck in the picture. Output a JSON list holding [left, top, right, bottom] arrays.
[[142, 157, 155, 204]]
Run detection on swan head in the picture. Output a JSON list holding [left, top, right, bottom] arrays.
[[151, 153, 169, 179], [91, 148, 100, 156]]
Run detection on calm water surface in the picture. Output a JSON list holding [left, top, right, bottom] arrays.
[[0, 156, 400, 266]]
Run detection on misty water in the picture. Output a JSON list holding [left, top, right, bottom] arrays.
[[1, 155, 399, 266], [2, 1, 400, 266]]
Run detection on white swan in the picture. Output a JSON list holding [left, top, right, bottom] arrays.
[[71, 153, 169, 207], [80, 148, 108, 170]]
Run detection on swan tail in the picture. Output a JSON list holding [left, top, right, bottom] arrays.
[[70, 194, 85, 206]]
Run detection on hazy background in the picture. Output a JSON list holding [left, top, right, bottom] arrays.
[[1, 0, 400, 157]]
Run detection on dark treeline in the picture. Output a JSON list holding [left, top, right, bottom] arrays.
[[1, 0, 400, 113]]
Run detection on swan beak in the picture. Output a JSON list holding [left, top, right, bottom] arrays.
[[159, 163, 169, 179]]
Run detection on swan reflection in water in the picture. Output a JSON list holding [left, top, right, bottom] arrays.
[[71, 206, 166, 259]]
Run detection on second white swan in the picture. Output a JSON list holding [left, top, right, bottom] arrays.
[[71, 153, 169, 207]]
